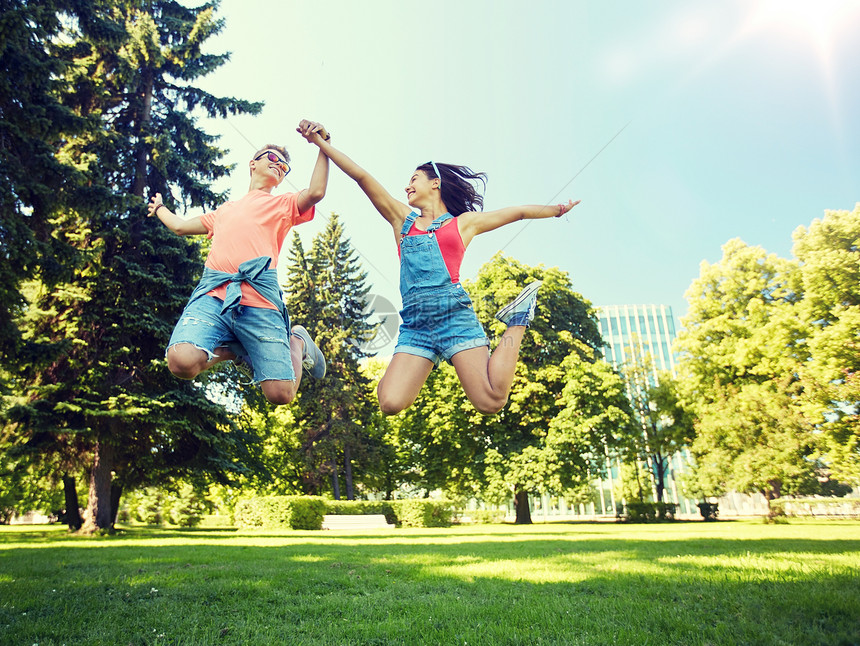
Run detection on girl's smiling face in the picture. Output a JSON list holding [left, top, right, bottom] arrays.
[[404, 170, 438, 206]]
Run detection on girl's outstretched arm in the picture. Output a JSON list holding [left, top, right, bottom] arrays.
[[457, 200, 580, 247], [298, 121, 411, 233]]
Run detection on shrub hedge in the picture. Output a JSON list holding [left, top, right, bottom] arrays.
[[395, 499, 453, 527], [234, 496, 327, 530], [235, 497, 454, 529], [768, 497, 860, 518], [619, 502, 678, 522], [453, 509, 507, 524]]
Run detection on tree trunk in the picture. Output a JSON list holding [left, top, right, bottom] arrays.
[[514, 488, 532, 524], [344, 445, 354, 501], [110, 482, 123, 527], [132, 68, 154, 198], [764, 479, 783, 516], [62, 474, 82, 531], [81, 440, 115, 533], [653, 454, 666, 503], [384, 468, 393, 501], [634, 461, 644, 501], [330, 458, 340, 500]]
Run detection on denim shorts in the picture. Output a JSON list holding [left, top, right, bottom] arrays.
[[394, 283, 490, 366], [167, 294, 295, 382]]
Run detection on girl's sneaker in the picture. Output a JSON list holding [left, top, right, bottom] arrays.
[[494, 280, 542, 327]]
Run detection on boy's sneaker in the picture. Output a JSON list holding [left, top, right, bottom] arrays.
[[232, 353, 256, 384], [216, 342, 255, 383], [495, 280, 542, 327], [292, 325, 327, 379]]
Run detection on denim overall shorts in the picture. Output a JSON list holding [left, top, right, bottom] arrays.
[[393, 212, 490, 366]]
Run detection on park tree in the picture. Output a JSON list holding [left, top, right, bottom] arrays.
[[792, 204, 860, 484], [281, 214, 380, 498], [472, 255, 606, 523], [0, 0, 90, 365], [359, 358, 412, 500], [675, 238, 805, 400], [392, 254, 628, 523], [675, 238, 816, 504], [619, 345, 694, 503], [688, 378, 818, 502], [4, 0, 263, 532]]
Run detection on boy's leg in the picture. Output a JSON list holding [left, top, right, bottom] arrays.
[[168, 344, 232, 379], [232, 306, 308, 406], [166, 295, 233, 380], [258, 333, 304, 405]]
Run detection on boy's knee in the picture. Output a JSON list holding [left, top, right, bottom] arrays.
[[167, 345, 205, 379], [262, 380, 297, 406]]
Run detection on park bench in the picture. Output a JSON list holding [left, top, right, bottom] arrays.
[[321, 514, 394, 530]]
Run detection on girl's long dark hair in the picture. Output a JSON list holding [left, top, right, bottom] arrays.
[[417, 162, 487, 216]]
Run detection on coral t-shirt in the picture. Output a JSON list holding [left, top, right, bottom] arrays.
[[201, 189, 314, 309]]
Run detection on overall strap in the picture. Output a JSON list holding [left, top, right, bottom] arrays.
[[426, 212, 454, 232], [400, 211, 419, 236]]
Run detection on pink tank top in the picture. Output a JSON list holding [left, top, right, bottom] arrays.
[[404, 217, 465, 283]]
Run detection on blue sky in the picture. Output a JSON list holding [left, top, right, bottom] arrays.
[[192, 0, 860, 353]]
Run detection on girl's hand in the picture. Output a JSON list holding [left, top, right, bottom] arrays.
[[296, 119, 330, 143], [556, 199, 581, 217]]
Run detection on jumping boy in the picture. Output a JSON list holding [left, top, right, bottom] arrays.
[[147, 119, 330, 405]]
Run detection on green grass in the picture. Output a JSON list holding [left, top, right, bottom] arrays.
[[1, 520, 859, 645]]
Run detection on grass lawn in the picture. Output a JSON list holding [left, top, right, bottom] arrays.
[[1, 519, 858, 645]]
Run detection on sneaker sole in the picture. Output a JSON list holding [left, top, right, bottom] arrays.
[[495, 280, 542, 323]]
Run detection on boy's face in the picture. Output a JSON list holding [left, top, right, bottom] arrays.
[[250, 150, 290, 184]]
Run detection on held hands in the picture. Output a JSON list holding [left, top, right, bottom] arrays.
[[296, 119, 330, 144], [147, 193, 165, 217], [556, 199, 581, 217]]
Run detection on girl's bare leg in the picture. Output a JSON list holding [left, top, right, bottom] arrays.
[[377, 353, 435, 415], [451, 325, 526, 415]]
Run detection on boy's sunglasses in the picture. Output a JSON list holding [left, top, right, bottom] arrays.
[[255, 151, 290, 176]]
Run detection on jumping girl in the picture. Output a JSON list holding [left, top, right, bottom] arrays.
[[300, 123, 579, 415]]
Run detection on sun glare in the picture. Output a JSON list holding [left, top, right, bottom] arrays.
[[734, 0, 860, 129], [741, 0, 860, 65]]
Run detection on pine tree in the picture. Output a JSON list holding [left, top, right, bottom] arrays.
[[0, 0, 86, 363], [6, 0, 262, 532], [282, 213, 380, 498]]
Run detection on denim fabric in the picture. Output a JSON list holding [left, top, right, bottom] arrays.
[[394, 212, 489, 365], [186, 256, 287, 324], [167, 294, 295, 383]]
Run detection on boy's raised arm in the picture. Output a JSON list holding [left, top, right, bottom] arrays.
[[296, 120, 330, 213]]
